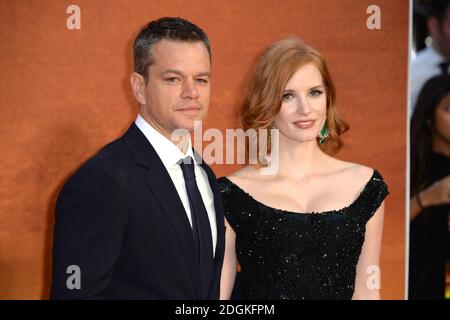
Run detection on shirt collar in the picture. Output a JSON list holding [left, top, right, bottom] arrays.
[[135, 114, 199, 169], [429, 45, 447, 65]]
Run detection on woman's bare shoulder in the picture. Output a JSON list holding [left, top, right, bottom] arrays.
[[327, 158, 375, 184], [227, 165, 268, 186]]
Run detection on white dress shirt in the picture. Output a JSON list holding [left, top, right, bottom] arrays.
[[135, 114, 217, 256], [410, 45, 445, 117]]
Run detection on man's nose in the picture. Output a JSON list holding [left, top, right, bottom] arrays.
[[181, 79, 199, 100]]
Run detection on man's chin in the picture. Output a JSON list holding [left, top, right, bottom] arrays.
[[181, 116, 205, 129], [170, 121, 197, 136]]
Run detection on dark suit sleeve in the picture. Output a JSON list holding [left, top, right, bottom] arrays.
[[50, 161, 127, 299]]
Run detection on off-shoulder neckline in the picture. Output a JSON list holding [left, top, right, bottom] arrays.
[[219, 169, 380, 216]]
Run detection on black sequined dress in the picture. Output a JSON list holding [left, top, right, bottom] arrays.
[[218, 170, 389, 300]]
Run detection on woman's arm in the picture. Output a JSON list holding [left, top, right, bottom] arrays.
[[410, 194, 423, 221], [220, 218, 238, 300], [410, 175, 450, 221], [352, 202, 385, 300]]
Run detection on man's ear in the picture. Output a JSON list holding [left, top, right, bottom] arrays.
[[130, 72, 147, 105], [427, 16, 439, 38]]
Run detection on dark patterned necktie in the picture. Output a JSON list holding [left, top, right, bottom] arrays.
[[179, 156, 214, 298]]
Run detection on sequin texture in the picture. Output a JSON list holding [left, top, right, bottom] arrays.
[[218, 170, 389, 300]]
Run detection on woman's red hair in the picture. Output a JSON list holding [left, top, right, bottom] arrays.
[[240, 37, 349, 162]]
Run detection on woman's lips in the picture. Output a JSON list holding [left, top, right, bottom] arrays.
[[292, 120, 316, 129]]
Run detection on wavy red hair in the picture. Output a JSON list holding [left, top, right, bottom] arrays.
[[240, 37, 349, 162]]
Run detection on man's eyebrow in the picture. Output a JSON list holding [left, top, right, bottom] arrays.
[[196, 72, 211, 77], [159, 70, 211, 77], [160, 69, 184, 77]]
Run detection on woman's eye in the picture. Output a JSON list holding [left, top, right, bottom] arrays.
[[310, 89, 323, 97], [283, 93, 294, 100]]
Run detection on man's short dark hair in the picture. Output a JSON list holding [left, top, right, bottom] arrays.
[[133, 17, 211, 83]]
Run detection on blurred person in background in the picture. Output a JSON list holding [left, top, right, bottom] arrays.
[[409, 74, 450, 300], [411, 0, 450, 115]]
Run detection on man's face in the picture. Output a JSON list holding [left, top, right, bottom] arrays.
[[430, 7, 450, 57], [139, 39, 211, 137]]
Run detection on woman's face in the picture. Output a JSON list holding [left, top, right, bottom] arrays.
[[274, 63, 327, 144], [433, 91, 450, 144]]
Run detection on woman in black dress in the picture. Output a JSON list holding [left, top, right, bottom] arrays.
[[219, 38, 389, 300], [409, 75, 450, 300]]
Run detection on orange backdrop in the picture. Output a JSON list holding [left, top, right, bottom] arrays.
[[0, 0, 408, 299]]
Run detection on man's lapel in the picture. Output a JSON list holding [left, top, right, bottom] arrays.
[[123, 123, 203, 298]]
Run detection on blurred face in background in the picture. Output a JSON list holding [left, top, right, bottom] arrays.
[[433, 92, 450, 146], [429, 6, 450, 57]]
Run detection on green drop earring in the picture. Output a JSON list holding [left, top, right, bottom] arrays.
[[318, 123, 329, 145]]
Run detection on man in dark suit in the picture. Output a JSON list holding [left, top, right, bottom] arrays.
[[50, 17, 225, 299]]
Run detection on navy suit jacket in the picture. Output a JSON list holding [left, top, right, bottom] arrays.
[[50, 123, 225, 299]]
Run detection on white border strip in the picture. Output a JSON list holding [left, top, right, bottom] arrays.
[[405, 0, 413, 301]]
